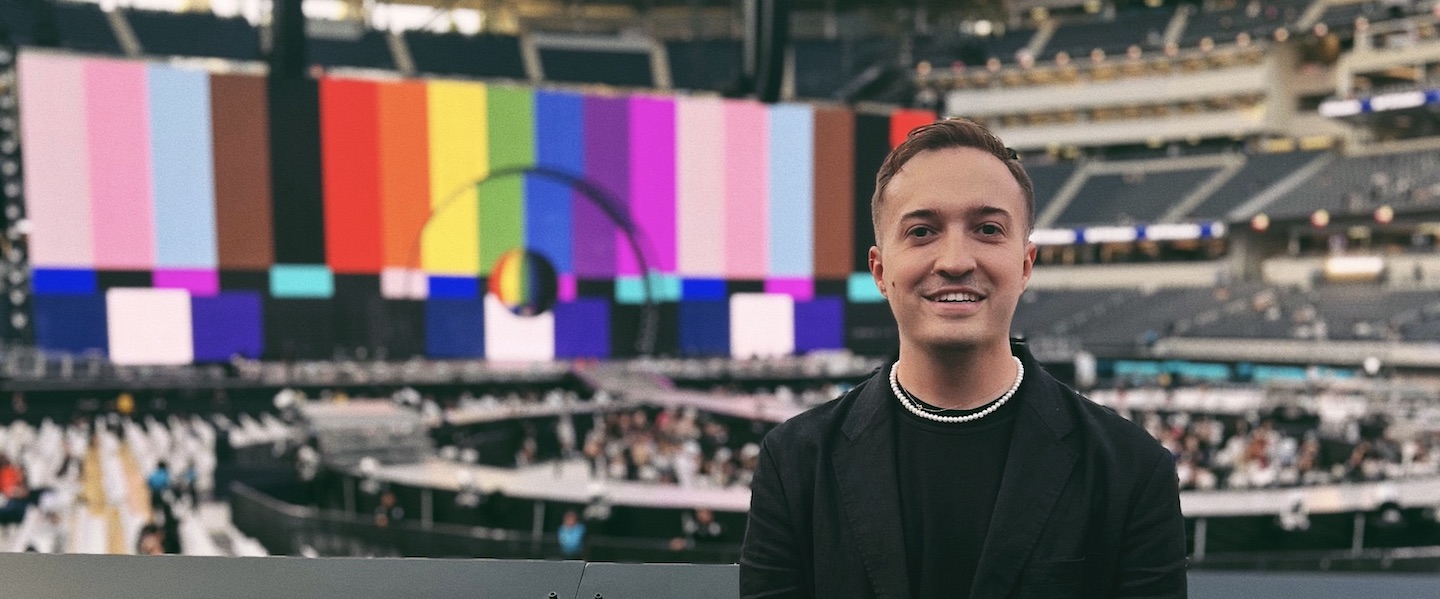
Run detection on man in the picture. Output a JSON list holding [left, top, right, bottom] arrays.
[[740, 118, 1186, 598]]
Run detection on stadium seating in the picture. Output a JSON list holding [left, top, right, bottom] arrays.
[[1186, 150, 1322, 220], [126, 9, 260, 61], [404, 31, 526, 79], [665, 39, 741, 93], [1055, 167, 1223, 226], [538, 46, 653, 87], [309, 30, 395, 71], [1263, 147, 1440, 218], [50, 1, 120, 55], [1180, 0, 1310, 47], [1042, 8, 1174, 59]]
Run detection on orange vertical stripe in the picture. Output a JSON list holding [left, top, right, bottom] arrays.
[[379, 81, 431, 269]]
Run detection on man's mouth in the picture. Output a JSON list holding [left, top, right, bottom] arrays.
[[928, 291, 984, 303]]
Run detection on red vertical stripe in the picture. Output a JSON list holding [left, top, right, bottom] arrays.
[[321, 78, 383, 273], [888, 108, 937, 149]]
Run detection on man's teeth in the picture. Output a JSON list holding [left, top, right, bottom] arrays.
[[934, 293, 979, 302]]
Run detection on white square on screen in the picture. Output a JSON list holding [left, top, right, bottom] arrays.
[[483, 293, 555, 362], [730, 292, 795, 359], [380, 267, 427, 300], [106, 288, 194, 365]]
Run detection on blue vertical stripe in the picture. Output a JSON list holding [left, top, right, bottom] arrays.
[[768, 104, 814, 277], [529, 90, 583, 274], [149, 65, 217, 268]]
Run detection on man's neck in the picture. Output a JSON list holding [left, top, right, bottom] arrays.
[[895, 340, 1019, 411]]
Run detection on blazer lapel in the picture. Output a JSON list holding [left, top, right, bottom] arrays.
[[969, 371, 1079, 598], [833, 379, 911, 599]]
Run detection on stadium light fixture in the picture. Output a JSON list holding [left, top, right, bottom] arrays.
[[1144, 223, 1203, 241], [1082, 226, 1138, 244], [1251, 213, 1270, 232], [1029, 228, 1078, 245], [1375, 205, 1394, 224]]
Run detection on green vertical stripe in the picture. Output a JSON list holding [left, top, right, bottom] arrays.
[[479, 86, 533, 274]]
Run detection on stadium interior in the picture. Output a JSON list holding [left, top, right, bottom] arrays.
[[1, 0, 1440, 595]]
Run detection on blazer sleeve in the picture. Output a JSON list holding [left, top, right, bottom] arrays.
[[739, 436, 804, 599], [1116, 451, 1189, 598]]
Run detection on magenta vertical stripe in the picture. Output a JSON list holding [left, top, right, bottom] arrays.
[[723, 101, 768, 278], [764, 278, 815, 301], [85, 59, 155, 269], [675, 97, 725, 277], [154, 269, 219, 296], [17, 52, 94, 268], [625, 96, 676, 275], [557, 273, 577, 302]]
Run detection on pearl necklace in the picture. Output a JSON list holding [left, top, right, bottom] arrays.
[[890, 356, 1024, 424]]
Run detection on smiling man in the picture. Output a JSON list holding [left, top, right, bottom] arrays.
[[740, 118, 1187, 599]]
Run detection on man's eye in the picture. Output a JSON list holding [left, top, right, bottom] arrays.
[[909, 227, 933, 238], [978, 224, 1003, 236]]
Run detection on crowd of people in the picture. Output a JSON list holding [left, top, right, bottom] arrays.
[[0, 412, 246, 555], [1138, 408, 1440, 491], [564, 407, 767, 490]]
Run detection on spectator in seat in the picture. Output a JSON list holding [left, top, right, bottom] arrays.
[[374, 490, 404, 528], [557, 509, 586, 559]]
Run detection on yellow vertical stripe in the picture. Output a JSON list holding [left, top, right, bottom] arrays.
[[424, 81, 488, 274]]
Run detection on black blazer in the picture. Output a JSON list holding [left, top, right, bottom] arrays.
[[740, 342, 1187, 598]]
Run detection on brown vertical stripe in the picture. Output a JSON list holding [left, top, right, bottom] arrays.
[[211, 74, 274, 270], [812, 107, 855, 279]]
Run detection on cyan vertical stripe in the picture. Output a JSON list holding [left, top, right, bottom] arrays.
[[529, 90, 582, 274], [149, 65, 217, 268], [768, 104, 814, 277]]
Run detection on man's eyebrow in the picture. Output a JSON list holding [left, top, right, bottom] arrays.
[[897, 209, 941, 222], [970, 205, 1014, 220], [897, 206, 1014, 222]]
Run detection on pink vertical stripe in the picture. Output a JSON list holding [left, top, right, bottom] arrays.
[[675, 97, 725, 277], [17, 52, 94, 268], [153, 269, 219, 297], [764, 278, 815, 301], [85, 60, 155, 269], [623, 96, 676, 275], [723, 101, 768, 278]]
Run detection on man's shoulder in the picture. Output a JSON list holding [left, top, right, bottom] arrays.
[[762, 373, 877, 453], [1048, 379, 1171, 465]]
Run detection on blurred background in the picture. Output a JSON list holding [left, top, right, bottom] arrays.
[[0, 0, 1438, 591]]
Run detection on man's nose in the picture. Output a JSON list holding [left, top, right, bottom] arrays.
[[933, 236, 977, 277]]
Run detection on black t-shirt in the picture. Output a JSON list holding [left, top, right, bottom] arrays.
[[893, 377, 1023, 599]]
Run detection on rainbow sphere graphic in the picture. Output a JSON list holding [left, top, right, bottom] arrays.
[[488, 248, 559, 316]]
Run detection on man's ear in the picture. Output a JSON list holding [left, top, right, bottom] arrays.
[[868, 245, 886, 299], [1021, 241, 1037, 289]]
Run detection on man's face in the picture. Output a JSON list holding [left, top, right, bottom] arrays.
[[868, 147, 1036, 354]]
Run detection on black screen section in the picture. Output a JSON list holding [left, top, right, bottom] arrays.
[[96, 270, 153, 290], [267, 77, 325, 265], [610, 303, 678, 359], [576, 279, 616, 299], [845, 302, 898, 358], [220, 270, 269, 294], [852, 113, 890, 272], [263, 298, 335, 360]]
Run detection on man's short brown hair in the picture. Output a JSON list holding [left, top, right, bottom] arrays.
[[871, 118, 1035, 242]]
